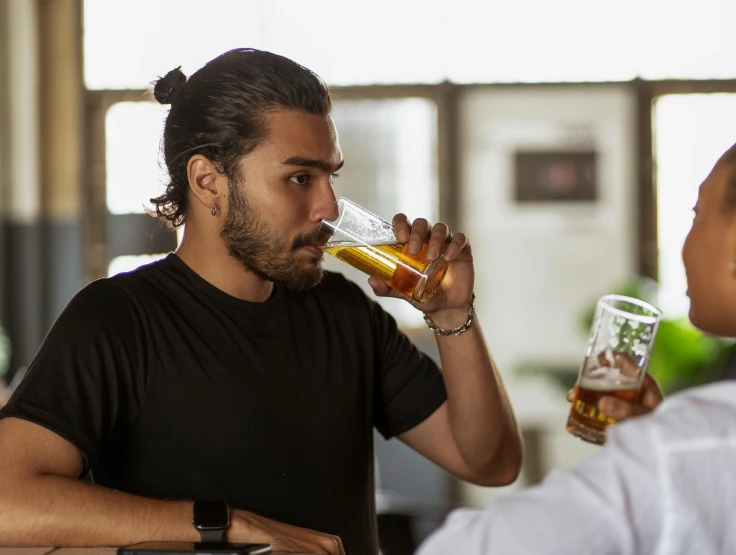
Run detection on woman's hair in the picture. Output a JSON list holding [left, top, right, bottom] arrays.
[[149, 48, 332, 227]]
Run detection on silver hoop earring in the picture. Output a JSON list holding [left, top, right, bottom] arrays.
[[211, 203, 219, 217]]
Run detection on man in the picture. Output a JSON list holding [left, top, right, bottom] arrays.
[[417, 143, 736, 555], [0, 49, 522, 555]]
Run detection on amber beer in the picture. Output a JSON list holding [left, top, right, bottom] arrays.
[[566, 371, 640, 446], [320, 198, 451, 302], [323, 241, 448, 302]]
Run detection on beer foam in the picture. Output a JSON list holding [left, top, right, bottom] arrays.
[[327, 240, 399, 248], [580, 368, 639, 391]]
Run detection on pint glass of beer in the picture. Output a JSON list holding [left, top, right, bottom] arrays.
[[319, 198, 449, 302], [567, 294, 661, 445]]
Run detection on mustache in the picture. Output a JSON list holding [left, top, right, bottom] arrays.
[[291, 226, 331, 250]]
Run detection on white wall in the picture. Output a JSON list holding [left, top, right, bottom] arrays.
[[457, 85, 638, 505]]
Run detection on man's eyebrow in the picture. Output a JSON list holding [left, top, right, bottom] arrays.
[[281, 156, 344, 173]]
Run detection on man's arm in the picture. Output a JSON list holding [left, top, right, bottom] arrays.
[[399, 314, 522, 486], [371, 216, 523, 486], [0, 418, 343, 554]]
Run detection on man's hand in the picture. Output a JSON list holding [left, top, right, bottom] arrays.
[[567, 373, 665, 422], [368, 215, 474, 316], [229, 510, 345, 555]]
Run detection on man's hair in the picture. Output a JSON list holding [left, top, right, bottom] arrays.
[[149, 48, 333, 227]]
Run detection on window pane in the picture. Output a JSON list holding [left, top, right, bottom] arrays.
[[655, 94, 736, 317], [85, 0, 736, 88], [106, 102, 168, 215], [328, 98, 439, 327]]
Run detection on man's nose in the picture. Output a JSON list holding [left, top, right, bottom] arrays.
[[312, 185, 339, 222]]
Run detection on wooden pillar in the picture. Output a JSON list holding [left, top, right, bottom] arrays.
[[0, 0, 84, 382], [1, 0, 43, 382], [39, 0, 85, 322]]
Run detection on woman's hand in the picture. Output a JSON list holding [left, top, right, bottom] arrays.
[[567, 373, 665, 422]]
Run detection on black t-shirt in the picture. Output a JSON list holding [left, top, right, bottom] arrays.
[[0, 254, 446, 555]]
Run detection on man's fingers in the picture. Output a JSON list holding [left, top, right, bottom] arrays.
[[426, 223, 450, 260], [392, 213, 412, 243], [367, 276, 416, 304], [334, 535, 346, 555], [319, 534, 344, 555], [368, 277, 395, 297], [407, 218, 430, 255], [443, 232, 468, 262]]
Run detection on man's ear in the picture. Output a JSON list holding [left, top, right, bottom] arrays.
[[187, 154, 222, 210]]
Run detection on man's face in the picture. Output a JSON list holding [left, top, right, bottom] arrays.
[[682, 162, 736, 335], [221, 110, 343, 292]]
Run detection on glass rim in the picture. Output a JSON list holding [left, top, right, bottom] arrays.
[[598, 294, 662, 324], [319, 197, 399, 247], [320, 197, 350, 237]]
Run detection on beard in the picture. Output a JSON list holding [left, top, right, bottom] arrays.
[[220, 183, 324, 292]]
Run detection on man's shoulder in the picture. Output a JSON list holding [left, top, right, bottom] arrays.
[[106, 255, 170, 287], [101, 255, 177, 301], [71, 276, 136, 306], [66, 257, 172, 315]]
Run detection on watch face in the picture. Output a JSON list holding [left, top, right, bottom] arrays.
[[193, 500, 229, 529]]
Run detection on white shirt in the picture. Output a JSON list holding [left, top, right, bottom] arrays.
[[416, 381, 736, 555]]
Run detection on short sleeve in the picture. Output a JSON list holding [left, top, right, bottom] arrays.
[[0, 279, 151, 473], [367, 298, 447, 439]]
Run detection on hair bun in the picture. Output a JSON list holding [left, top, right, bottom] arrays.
[[153, 66, 187, 105]]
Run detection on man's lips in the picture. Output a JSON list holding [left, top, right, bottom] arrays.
[[300, 245, 324, 256]]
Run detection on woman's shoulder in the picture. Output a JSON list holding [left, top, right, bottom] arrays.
[[613, 381, 736, 447]]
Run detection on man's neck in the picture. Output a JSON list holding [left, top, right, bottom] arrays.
[[175, 231, 274, 303]]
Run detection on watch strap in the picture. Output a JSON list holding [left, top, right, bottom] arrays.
[[192, 500, 229, 544], [198, 527, 227, 543]]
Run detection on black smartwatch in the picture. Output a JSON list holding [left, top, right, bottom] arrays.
[[192, 500, 230, 543]]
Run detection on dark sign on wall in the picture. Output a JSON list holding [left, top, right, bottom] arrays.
[[514, 150, 598, 203]]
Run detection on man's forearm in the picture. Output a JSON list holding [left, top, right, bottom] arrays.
[[432, 311, 523, 479], [0, 473, 197, 546], [0, 473, 345, 554]]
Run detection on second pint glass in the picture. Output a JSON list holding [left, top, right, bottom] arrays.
[[319, 198, 449, 302], [567, 294, 662, 445]]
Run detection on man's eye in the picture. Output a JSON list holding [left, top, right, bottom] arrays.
[[290, 174, 310, 185]]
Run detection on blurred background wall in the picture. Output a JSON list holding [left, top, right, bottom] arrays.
[[3, 0, 736, 552]]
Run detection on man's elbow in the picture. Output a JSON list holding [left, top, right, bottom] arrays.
[[467, 434, 524, 487]]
